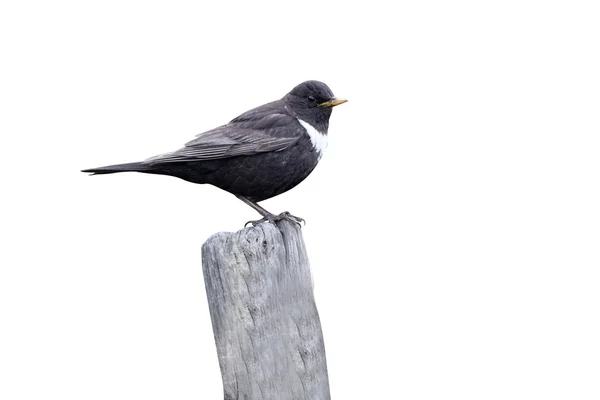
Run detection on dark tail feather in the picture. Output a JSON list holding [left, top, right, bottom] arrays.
[[81, 162, 152, 175]]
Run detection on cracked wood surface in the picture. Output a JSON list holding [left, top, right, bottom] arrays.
[[202, 221, 330, 400]]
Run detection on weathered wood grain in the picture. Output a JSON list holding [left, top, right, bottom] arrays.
[[202, 221, 330, 400]]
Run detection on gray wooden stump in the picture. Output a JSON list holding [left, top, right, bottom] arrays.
[[201, 220, 330, 400]]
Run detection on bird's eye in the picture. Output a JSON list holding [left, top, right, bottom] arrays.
[[307, 96, 316, 103]]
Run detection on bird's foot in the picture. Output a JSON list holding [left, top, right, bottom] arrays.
[[276, 211, 305, 226], [244, 211, 305, 228]]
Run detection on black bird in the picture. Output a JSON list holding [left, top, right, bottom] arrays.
[[83, 80, 346, 225]]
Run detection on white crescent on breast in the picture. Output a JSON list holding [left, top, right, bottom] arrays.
[[297, 118, 328, 160]]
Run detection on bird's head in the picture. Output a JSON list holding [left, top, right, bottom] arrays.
[[284, 80, 347, 133]]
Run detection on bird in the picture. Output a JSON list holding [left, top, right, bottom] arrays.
[[82, 80, 347, 226]]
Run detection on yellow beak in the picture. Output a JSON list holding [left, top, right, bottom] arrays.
[[318, 98, 348, 108]]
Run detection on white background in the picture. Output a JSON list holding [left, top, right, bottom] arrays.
[[1, 1, 599, 399]]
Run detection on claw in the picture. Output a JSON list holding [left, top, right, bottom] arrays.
[[244, 211, 305, 228], [277, 211, 305, 226]]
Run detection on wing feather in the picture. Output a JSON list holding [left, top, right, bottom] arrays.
[[144, 110, 301, 164]]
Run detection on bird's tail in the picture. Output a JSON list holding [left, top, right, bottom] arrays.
[[81, 162, 153, 175]]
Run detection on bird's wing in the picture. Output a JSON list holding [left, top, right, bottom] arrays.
[[144, 112, 302, 164]]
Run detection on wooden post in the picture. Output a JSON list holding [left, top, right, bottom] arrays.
[[201, 220, 330, 400]]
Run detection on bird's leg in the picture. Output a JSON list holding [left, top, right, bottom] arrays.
[[236, 195, 276, 221], [235, 195, 305, 227]]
